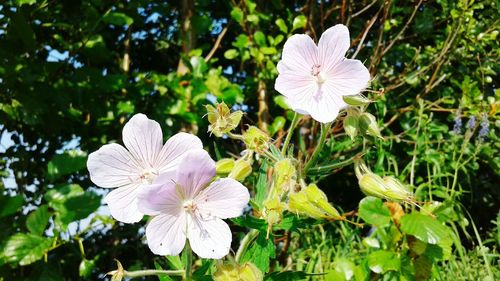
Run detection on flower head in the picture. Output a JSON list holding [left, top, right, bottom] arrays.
[[87, 113, 203, 223], [275, 24, 370, 123], [137, 150, 250, 259]]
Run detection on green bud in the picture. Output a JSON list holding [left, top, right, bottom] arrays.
[[214, 262, 263, 281], [228, 159, 252, 181], [243, 126, 270, 153], [358, 173, 389, 199], [343, 114, 359, 140], [359, 112, 383, 139], [343, 94, 372, 106], [382, 176, 414, 201], [216, 158, 235, 174], [206, 102, 243, 137], [288, 184, 340, 219], [273, 159, 296, 195]]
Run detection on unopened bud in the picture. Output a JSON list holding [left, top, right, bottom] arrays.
[[358, 173, 388, 199], [343, 94, 372, 106], [343, 114, 359, 140], [228, 159, 252, 181], [243, 126, 270, 153], [288, 184, 340, 219], [216, 158, 235, 174], [359, 112, 383, 139], [382, 176, 413, 202], [214, 262, 263, 281], [273, 159, 296, 195], [206, 102, 243, 137]]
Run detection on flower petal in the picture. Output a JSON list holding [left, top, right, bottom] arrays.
[[154, 132, 203, 173], [137, 182, 182, 216], [146, 213, 187, 256], [187, 217, 232, 259], [87, 143, 140, 188], [300, 85, 343, 123], [326, 58, 370, 96], [317, 24, 350, 74], [195, 178, 250, 219], [122, 113, 163, 168], [176, 150, 216, 199], [279, 34, 318, 74], [104, 184, 143, 223]]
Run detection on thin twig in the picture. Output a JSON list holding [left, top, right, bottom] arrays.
[[204, 27, 228, 62]]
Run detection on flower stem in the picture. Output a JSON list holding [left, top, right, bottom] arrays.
[[307, 152, 364, 175], [303, 122, 331, 175], [281, 112, 300, 157], [184, 242, 193, 281], [125, 269, 185, 278], [235, 229, 259, 263], [227, 132, 244, 141]]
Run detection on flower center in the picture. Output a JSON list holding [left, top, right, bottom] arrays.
[[139, 168, 158, 184], [183, 199, 198, 213], [311, 64, 327, 84]]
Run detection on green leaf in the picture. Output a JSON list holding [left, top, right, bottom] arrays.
[[269, 116, 286, 136], [230, 7, 244, 25], [15, 0, 36, 6], [254, 161, 269, 209], [2, 233, 54, 266], [103, 12, 134, 26], [79, 259, 95, 278], [232, 215, 267, 232], [400, 213, 450, 245], [240, 232, 275, 273], [254, 31, 266, 47], [367, 250, 400, 274], [358, 197, 391, 227], [0, 194, 24, 218], [26, 205, 51, 236], [265, 271, 309, 281], [275, 18, 288, 33], [332, 258, 356, 280], [224, 49, 239, 60], [292, 15, 307, 31], [47, 150, 87, 181]]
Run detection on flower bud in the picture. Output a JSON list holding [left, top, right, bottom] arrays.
[[343, 94, 372, 106], [216, 158, 235, 174], [358, 173, 389, 199], [243, 126, 270, 153], [214, 262, 263, 281], [206, 102, 243, 137], [382, 176, 413, 202], [273, 159, 296, 195], [228, 159, 252, 181], [343, 114, 359, 140], [288, 184, 340, 219], [359, 112, 383, 139]]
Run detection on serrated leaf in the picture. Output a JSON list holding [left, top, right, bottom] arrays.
[[240, 232, 275, 273], [358, 197, 391, 227], [3, 233, 54, 266], [26, 205, 51, 236], [367, 250, 400, 274]]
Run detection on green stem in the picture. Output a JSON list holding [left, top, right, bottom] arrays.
[[125, 269, 185, 278], [184, 242, 193, 281], [307, 152, 363, 175], [235, 229, 259, 263], [303, 122, 331, 174], [281, 112, 300, 156], [227, 132, 244, 141]]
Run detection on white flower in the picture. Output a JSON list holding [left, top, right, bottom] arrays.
[[137, 150, 250, 259], [275, 24, 371, 123], [87, 113, 202, 223]]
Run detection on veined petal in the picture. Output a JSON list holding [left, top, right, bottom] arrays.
[[104, 184, 143, 223], [195, 178, 250, 219], [87, 143, 140, 188], [122, 113, 163, 169], [279, 34, 318, 74], [146, 212, 187, 256], [155, 132, 203, 173], [187, 216, 232, 259], [317, 24, 350, 74], [326, 58, 370, 96], [176, 150, 216, 199], [302, 86, 343, 123], [137, 182, 182, 216]]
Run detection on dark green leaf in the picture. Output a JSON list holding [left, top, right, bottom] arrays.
[[240, 232, 275, 273], [103, 12, 134, 26], [265, 271, 309, 281], [26, 205, 51, 236], [2, 233, 54, 266], [47, 150, 87, 181], [0, 194, 24, 218]]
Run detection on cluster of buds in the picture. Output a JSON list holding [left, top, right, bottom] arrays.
[[215, 150, 253, 182], [288, 184, 341, 220], [242, 126, 270, 154], [342, 98, 383, 140], [206, 102, 243, 137], [214, 262, 262, 281], [354, 161, 414, 202]]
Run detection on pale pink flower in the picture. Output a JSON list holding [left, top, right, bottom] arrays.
[[137, 149, 250, 259], [275, 24, 370, 123], [87, 113, 202, 223]]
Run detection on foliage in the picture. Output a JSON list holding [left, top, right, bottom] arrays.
[[0, 0, 498, 280]]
